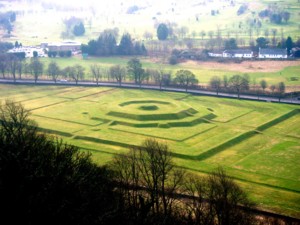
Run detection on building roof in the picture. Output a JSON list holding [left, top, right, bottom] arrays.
[[47, 41, 81, 47], [223, 49, 253, 54], [259, 48, 287, 55]]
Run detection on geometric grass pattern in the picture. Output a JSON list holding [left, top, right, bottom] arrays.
[[1, 84, 300, 218]]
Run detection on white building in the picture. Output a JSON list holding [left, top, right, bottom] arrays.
[[7, 47, 46, 58], [258, 48, 287, 59], [208, 51, 223, 57], [43, 41, 81, 52], [223, 49, 253, 58]]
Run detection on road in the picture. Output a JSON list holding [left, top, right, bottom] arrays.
[[1, 78, 300, 105]]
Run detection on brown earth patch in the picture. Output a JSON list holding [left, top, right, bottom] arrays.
[[182, 60, 300, 73]]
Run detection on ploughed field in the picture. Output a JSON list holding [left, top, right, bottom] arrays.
[[1, 84, 299, 218]]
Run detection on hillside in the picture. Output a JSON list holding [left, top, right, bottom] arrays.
[[0, 0, 299, 45]]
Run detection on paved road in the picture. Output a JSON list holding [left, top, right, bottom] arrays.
[[1, 78, 300, 105]]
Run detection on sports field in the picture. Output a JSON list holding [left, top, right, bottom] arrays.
[[0, 84, 299, 218]]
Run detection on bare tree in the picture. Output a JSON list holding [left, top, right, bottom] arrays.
[[63, 65, 84, 85], [208, 31, 214, 40], [206, 168, 255, 225], [109, 65, 126, 86], [210, 76, 222, 95], [277, 82, 285, 102], [184, 175, 214, 225], [47, 61, 60, 83], [29, 58, 43, 83], [200, 30, 206, 40], [271, 28, 278, 46], [111, 139, 185, 218], [223, 75, 229, 90], [150, 69, 171, 90], [260, 79, 267, 94], [90, 64, 102, 85], [7, 55, 18, 82], [270, 84, 276, 96], [229, 74, 250, 99]]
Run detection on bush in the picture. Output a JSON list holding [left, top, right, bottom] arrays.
[[169, 55, 178, 65], [73, 22, 85, 36]]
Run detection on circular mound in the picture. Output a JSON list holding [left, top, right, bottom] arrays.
[[139, 105, 159, 111]]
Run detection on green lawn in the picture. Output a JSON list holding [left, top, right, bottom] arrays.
[[4, 0, 300, 45], [35, 56, 300, 89], [0, 83, 299, 218]]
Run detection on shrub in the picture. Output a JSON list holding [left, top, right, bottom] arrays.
[[169, 55, 178, 65]]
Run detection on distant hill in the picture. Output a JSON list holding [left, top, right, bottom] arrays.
[[0, 0, 299, 46]]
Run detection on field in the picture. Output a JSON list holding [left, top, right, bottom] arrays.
[[36, 56, 300, 90], [1, 0, 299, 46], [0, 83, 299, 218]]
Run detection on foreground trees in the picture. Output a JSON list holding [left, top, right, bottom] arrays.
[[112, 139, 185, 223], [111, 139, 256, 225], [0, 100, 118, 225]]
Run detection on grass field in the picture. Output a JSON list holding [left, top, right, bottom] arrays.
[[0, 83, 299, 218], [34, 56, 300, 90], [1, 0, 299, 46]]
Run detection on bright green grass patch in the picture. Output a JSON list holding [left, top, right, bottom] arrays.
[[264, 114, 300, 137], [110, 123, 216, 141], [234, 141, 300, 182], [31, 115, 89, 134], [32, 100, 105, 126]]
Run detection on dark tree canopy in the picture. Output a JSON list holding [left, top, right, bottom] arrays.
[[225, 38, 238, 49], [286, 36, 293, 55], [0, 42, 14, 53], [118, 33, 134, 55], [82, 30, 145, 56], [157, 23, 169, 40], [0, 100, 118, 225], [73, 22, 85, 36], [256, 37, 269, 48]]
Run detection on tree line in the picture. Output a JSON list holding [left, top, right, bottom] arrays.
[[2, 100, 294, 225], [209, 75, 286, 100], [81, 29, 147, 56], [0, 55, 287, 99]]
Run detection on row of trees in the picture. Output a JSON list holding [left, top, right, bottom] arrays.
[[81, 29, 147, 56], [258, 4, 291, 24], [0, 56, 287, 98], [209, 75, 286, 99], [0, 100, 262, 225], [111, 139, 255, 225], [0, 54, 43, 83]]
